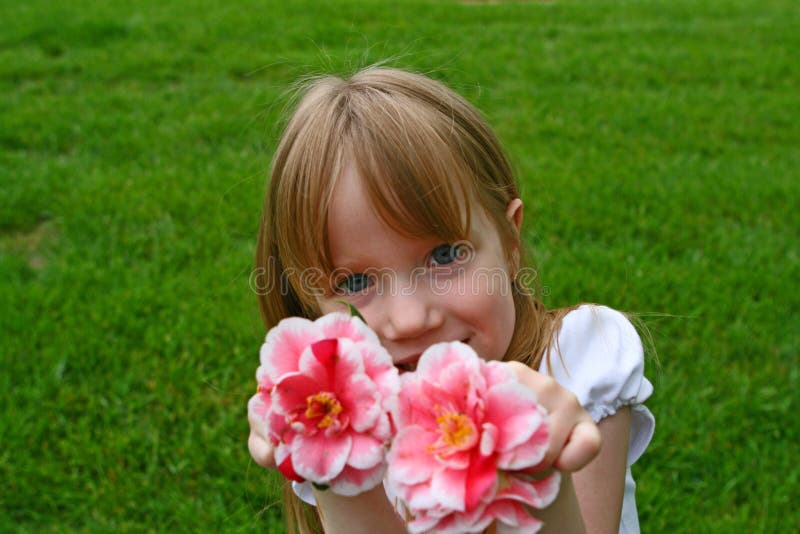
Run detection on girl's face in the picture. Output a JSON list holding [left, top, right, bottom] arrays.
[[317, 163, 521, 372]]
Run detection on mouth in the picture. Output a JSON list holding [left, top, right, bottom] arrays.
[[395, 355, 420, 374], [395, 338, 471, 374]]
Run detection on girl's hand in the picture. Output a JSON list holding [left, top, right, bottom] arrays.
[[505, 361, 601, 472], [247, 410, 276, 469]]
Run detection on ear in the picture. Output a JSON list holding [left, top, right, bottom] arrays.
[[506, 198, 523, 232], [505, 198, 524, 272]]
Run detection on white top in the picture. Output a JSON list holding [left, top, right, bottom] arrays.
[[538, 304, 654, 534], [293, 304, 655, 533]]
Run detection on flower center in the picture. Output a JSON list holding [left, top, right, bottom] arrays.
[[437, 412, 475, 447], [305, 392, 343, 429], [428, 411, 478, 456]]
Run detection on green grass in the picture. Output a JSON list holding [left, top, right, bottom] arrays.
[[1, 0, 798, 531]]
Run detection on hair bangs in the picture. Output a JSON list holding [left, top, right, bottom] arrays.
[[269, 78, 351, 312], [344, 88, 476, 243]]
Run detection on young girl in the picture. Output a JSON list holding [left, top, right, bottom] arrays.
[[248, 67, 654, 533]]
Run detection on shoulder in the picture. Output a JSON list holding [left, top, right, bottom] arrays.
[[539, 304, 655, 466], [556, 305, 643, 367], [539, 304, 652, 421]]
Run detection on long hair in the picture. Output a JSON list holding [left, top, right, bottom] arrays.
[[254, 66, 574, 533]]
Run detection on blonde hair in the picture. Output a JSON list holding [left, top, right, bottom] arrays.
[[255, 66, 574, 533]]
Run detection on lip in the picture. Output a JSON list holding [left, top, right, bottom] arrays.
[[394, 338, 472, 374]]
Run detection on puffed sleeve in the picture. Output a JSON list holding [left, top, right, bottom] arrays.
[[538, 305, 655, 466]]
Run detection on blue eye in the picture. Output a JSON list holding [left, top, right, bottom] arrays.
[[430, 243, 464, 266], [336, 273, 373, 294]]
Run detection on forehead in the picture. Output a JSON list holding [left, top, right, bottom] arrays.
[[326, 162, 427, 267], [327, 162, 500, 269]]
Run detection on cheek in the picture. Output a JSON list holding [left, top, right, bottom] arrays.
[[318, 296, 381, 334], [486, 294, 517, 355], [448, 275, 516, 356], [317, 298, 342, 316]]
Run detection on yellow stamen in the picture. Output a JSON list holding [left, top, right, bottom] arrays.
[[436, 412, 475, 447], [427, 411, 477, 455], [305, 392, 343, 429]]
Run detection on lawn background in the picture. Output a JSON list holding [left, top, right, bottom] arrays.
[[1, 0, 798, 531]]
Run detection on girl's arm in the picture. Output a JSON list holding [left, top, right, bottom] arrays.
[[572, 407, 631, 534], [508, 361, 632, 532], [502, 361, 600, 534], [314, 475, 588, 534], [313, 485, 407, 534], [536, 473, 585, 534], [249, 425, 407, 533]]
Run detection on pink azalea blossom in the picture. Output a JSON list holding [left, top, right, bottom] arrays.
[[386, 342, 560, 533], [247, 313, 399, 495]]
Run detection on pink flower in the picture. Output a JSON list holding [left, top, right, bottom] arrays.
[[247, 313, 399, 495], [386, 342, 560, 533]]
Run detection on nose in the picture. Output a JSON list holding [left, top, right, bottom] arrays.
[[378, 287, 443, 343]]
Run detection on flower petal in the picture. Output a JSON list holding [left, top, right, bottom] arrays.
[[490, 501, 544, 534], [387, 426, 439, 486], [357, 341, 399, 409], [271, 373, 321, 416], [479, 422, 498, 457], [299, 337, 366, 388], [291, 432, 352, 483], [370, 412, 393, 442], [339, 373, 380, 432], [261, 317, 320, 381], [496, 472, 562, 510], [277, 453, 305, 483], [311, 338, 339, 378], [484, 381, 543, 452], [404, 480, 441, 512], [482, 360, 517, 388], [346, 433, 385, 470], [414, 503, 494, 534], [430, 464, 468, 512], [495, 419, 549, 471], [269, 409, 291, 444], [464, 449, 497, 511], [333, 338, 366, 377], [434, 449, 472, 470], [255, 365, 274, 391], [406, 511, 442, 534], [329, 463, 386, 496], [274, 443, 305, 482], [297, 339, 338, 386], [396, 376, 447, 430], [437, 359, 481, 410], [416, 342, 482, 384]]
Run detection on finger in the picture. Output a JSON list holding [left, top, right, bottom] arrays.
[[248, 430, 276, 469], [247, 409, 276, 468], [248, 409, 269, 437], [505, 362, 563, 412], [529, 411, 573, 471], [553, 418, 602, 472], [505, 361, 600, 471]]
